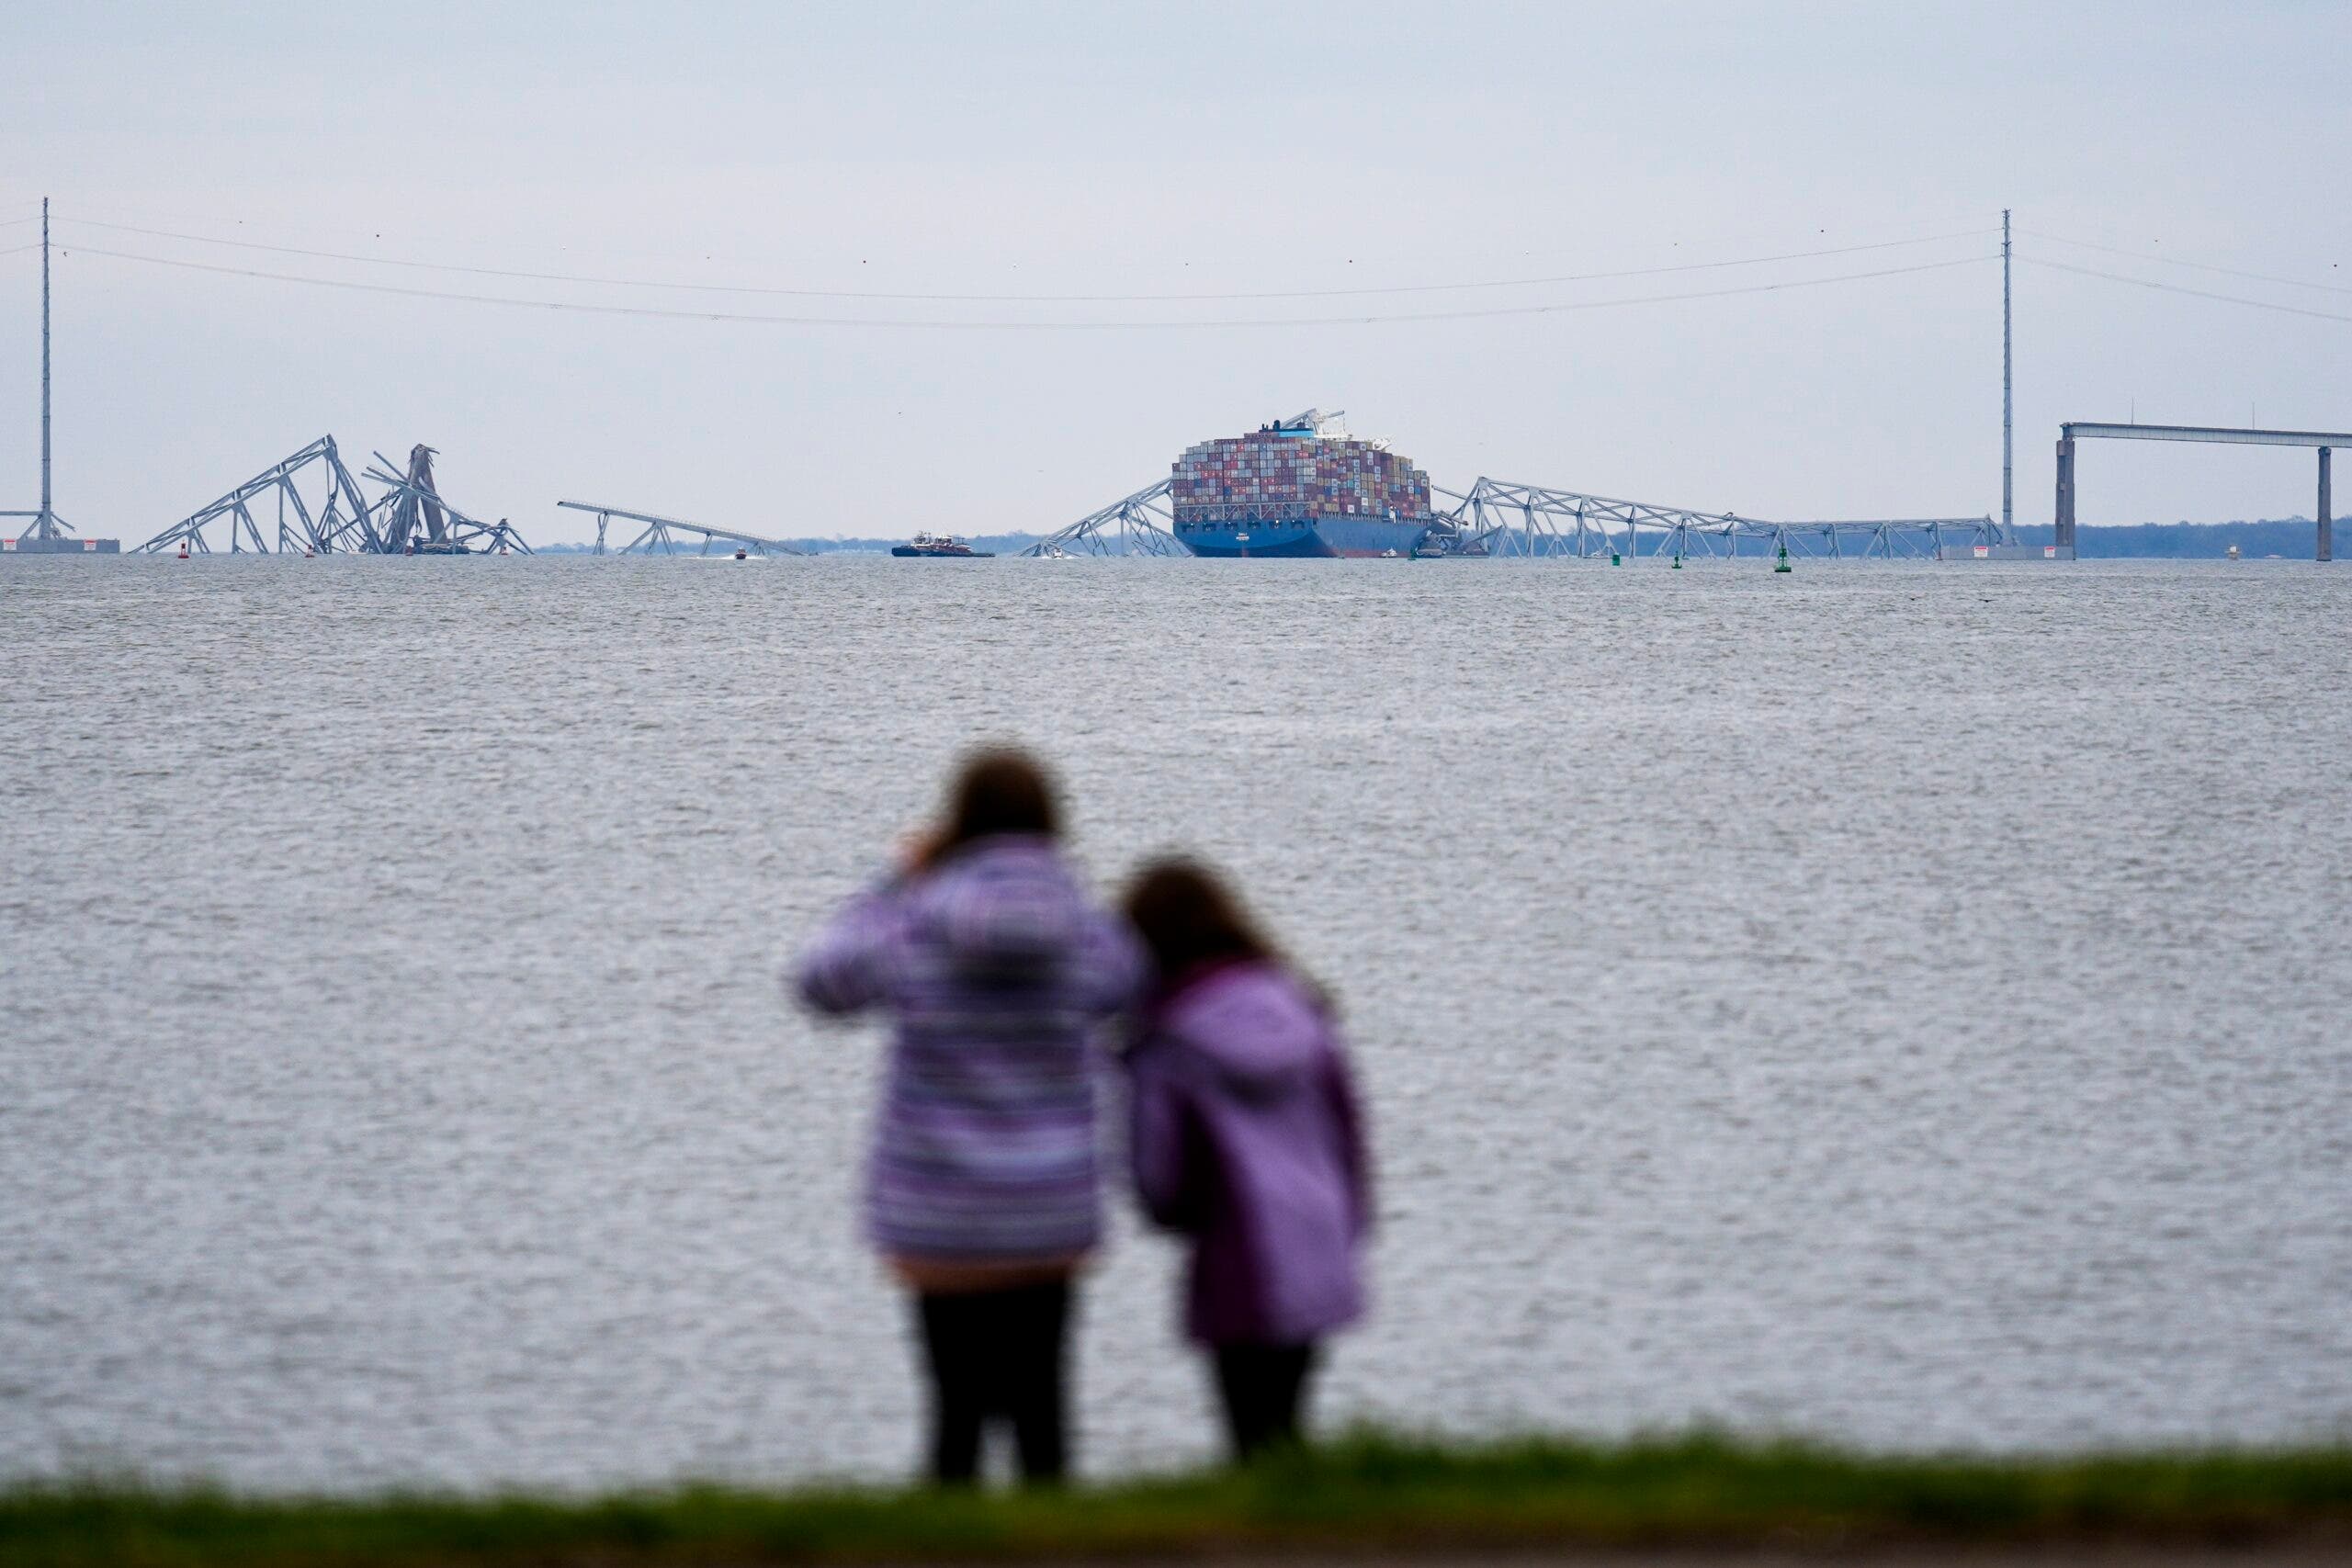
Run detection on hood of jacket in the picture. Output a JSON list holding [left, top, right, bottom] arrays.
[[1155, 960, 1327, 1092], [907, 835, 1088, 973]]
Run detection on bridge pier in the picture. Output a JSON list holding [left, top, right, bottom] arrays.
[[2321, 446, 2333, 563], [2054, 434, 2076, 551], [2054, 421, 2352, 564]]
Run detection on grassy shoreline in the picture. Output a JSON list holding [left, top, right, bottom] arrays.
[[8, 1434, 2351, 1566]]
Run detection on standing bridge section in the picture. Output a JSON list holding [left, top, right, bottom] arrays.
[[2055, 423, 2343, 561]]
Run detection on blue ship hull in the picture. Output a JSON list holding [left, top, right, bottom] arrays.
[[1176, 514, 1429, 558]]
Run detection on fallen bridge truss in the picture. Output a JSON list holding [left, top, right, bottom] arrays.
[[137, 437, 375, 555], [1020, 479, 1186, 557], [556, 500, 807, 556], [1019, 473, 2002, 562], [137, 438, 529, 555], [363, 446, 531, 555], [1441, 479, 2005, 560]]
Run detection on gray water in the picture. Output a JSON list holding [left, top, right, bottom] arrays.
[[3, 556, 2348, 1493]]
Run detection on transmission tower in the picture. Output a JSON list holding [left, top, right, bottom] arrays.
[[3, 198, 119, 552]]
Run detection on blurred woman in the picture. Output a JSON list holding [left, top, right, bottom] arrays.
[[1120, 858, 1370, 1461], [796, 749, 1140, 1484]]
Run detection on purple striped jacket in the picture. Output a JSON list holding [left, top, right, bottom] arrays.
[[795, 837, 1143, 1264]]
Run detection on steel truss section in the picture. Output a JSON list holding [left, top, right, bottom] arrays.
[[1440, 479, 2002, 561], [1020, 479, 1186, 557], [136, 436, 375, 555], [555, 500, 807, 556], [138, 438, 528, 555], [1024, 473, 1994, 564], [363, 446, 531, 555]]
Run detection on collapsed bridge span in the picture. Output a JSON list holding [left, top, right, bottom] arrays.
[[1022, 474, 2007, 560], [138, 438, 529, 555]]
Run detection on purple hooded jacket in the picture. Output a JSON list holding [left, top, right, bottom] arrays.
[[797, 837, 1142, 1264], [1126, 960, 1370, 1346]]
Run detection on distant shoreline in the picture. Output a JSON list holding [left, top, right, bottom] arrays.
[[7, 1433, 2347, 1565]]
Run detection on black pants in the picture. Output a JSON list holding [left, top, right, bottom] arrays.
[[1212, 1341, 1318, 1461], [913, 1280, 1071, 1484]]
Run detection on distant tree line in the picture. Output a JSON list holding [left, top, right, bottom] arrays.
[[2008, 519, 2326, 558]]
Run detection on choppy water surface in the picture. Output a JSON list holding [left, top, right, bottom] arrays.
[[3, 556, 2348, 1491]]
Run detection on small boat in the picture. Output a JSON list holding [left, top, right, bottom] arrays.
[[892, 531, 995, 558]]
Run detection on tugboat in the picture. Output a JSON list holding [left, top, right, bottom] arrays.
[[891, 531, 994, 558]]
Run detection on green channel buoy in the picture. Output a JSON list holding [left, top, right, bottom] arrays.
[[1672, 555, 1683, 570], [1610, 550, 1622, 566], [1774, 542, 1792, 574]]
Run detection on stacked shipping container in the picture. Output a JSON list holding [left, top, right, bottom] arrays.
[[1170, 426, 1433, 525]]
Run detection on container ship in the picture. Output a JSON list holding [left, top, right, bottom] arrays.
[[1171, 410, 1433, 558]]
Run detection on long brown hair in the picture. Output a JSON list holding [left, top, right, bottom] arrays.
[[933, 747, 1061, 861], [1121, 856, 1280, 986]]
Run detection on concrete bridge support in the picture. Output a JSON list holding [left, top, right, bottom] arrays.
[[2053, 434, 2076, 552], [2055, 422, 2352, 563], [2321, 446, 2333, 564]]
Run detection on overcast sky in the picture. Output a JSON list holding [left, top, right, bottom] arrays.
[[3, 1, 2347, 545]]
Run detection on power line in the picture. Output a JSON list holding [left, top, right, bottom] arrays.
[[57, 213, 1997, 304], [2021, 228, 2352, 299], [2020, 255, 2352, 325], [0, 243, 41, 257], [52, 197, 1997, 288], [69, 243, 1995, 329]]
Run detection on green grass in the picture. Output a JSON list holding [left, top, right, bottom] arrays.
[[6, 1432, 2350, 1566]]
